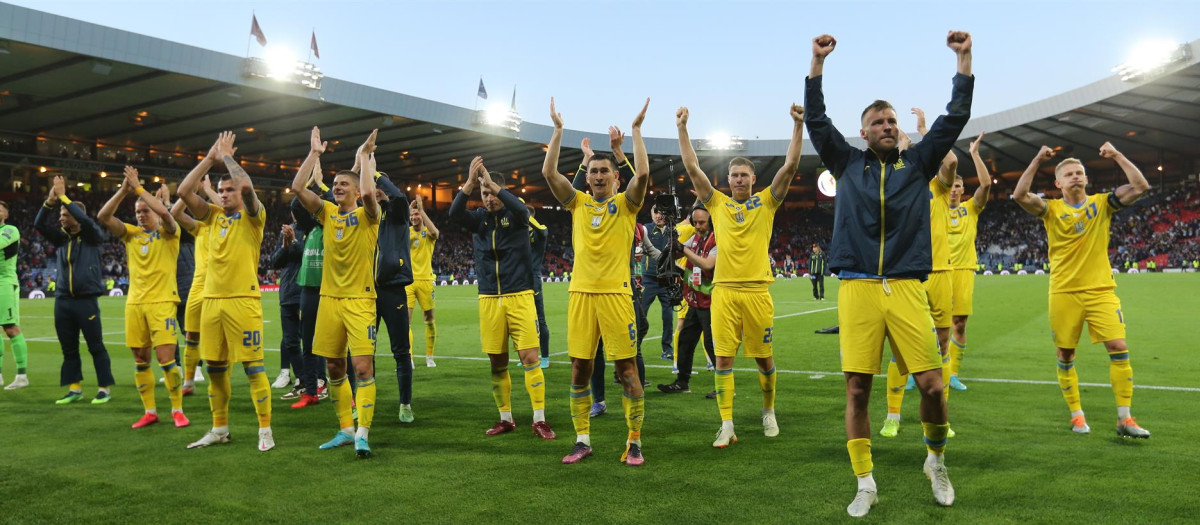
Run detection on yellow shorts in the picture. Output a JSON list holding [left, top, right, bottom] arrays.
[[407, 280, 436, 312], [838, 279, 940, 375], [1049, 289, 1126, 348], [314, 297, 377, 358], [199, 297, 265, 363], [184, 283, 204, 334], [677, 302, 689, 321], [125, 301, 179, 349], [478, 290, 538, 354], [950, 269, 976, 317], [567, 292, 637, 361], [924, 271, 953, 328], [710, 285, 774, 358]]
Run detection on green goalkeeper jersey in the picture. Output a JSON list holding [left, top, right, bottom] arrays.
[[0, 224, 19, 285]]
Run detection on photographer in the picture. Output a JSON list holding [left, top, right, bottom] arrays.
[[658, 205, 716, 394]]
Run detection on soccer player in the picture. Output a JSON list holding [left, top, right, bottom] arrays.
[[643, 204, 676, 361], [172, 175, 219, 397], [946, 132, 992, 390], [806, 31, 973, 516], [525, 204, 552, 369], [0, 199, 27, 392], [290, 166, 332, 408], [372, 170, 416, 424], [809, 244, 827, 300], [269, 220, 305, 399], [450, 156, 555, 440], [1012, 142, 1151, 438], [96, 167, 188, 428], [408, 194, 439, 368], [678, 102, 802, 447], [542, 97, 651, 466], [882, 109, 958, 437], [36, 176, 115, 402], [658, 205, 717, 394], [178, 131, 274, 452], [292, 127, 381, 458]]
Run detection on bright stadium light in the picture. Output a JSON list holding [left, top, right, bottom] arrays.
[[243, 45, 324, 90], [1113, 40, 1192, 81], [817, 169, 837, 197], [474, 102, 522, 133], [701, 133, 745, 151]]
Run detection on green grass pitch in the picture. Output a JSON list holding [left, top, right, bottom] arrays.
[[1, 274, 1198, 523]]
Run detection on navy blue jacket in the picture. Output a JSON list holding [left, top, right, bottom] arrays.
[[449, 187, 533, 295], [375, 174, 414, 289], [805, 73, 974, 278], [270, 230, 303, 306], [35, 201, 108, 298], [177, 227, 195, 297], [528, 218, 547, 293], [642, 223, 671, 278]]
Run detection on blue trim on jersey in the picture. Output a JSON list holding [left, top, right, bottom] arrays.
[[839, 271, 886, 279]]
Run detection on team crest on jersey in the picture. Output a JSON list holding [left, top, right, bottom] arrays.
[[500, 217, 510, 228], [591, 215, 602, 228], [734, 211, 745, 223], [951, 217, 959, 226], [140, 244, 149, 255], [336, 228, 344, 240], [1073, 221, 1085, 234], [219, 227, 228, 238], [894, 158, 906, 170]]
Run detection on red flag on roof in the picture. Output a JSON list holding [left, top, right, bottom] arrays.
[[250, 15, 267, 47], [310, 31, 320, 59]]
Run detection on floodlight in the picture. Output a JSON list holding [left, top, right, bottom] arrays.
[[474, 103, 522, 133], [1113, 40, 1192, 81], [701, 133, 745, 151], [242, 46, 324, 90]]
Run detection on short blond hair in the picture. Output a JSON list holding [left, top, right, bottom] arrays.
[[1054, 158, 1084, 178], [729, 157, 756, 173]]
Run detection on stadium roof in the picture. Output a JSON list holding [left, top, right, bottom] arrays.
[[2, 2, 1198, 205]]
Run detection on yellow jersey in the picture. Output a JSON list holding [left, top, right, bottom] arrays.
[[703, 188, 782, 288], [200, 202, 264, 299], [184, 222, 211, 290], [317, 201, 380, 298], [409, 226, 436, 281], [565, 189, 640, 294], [1041, 193, 1119, 293], [122, 223, 179, 305], [948, 197, 983, 269], [929, 178, 953, 272], [675, 220, 696, 269]]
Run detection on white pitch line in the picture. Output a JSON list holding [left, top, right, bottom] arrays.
[[642, 304, 838, 342]]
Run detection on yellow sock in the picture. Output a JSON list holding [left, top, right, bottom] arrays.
[[950, 337, 965, 377], [570, 384, 591, 436], [922, 421, 950, 454], [206, 364, 231, 427], [941, 354, 951, 402], [183, 338, 201, 381], [1108, 349, 1133, 410], [69, 381, 82, 392], [491, 368, 512, 414], [134, 362, 156, 412], [523, 363, 545, 411], [672, 326, 681, 368], [847, 438, 873, 477], [161, 360, 182, 411], [758, 366, 777, 411], [355, 377, 377, 429], [623, 391, 645, 442], [885, 359, 905, 415], [715, 368, 734, 421], [1056, 358, 1082, 413], [408, 327, 414, 354], [330, 376, 355, 430], [425, 321, 436, 357], [244, 360, 272, 428]]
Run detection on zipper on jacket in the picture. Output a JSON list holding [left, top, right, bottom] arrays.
[[491, 215, 501, 294], [878, 159, 887, 275]]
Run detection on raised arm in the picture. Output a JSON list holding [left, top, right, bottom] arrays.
[[908, 32, 975, 178], [912, 107, 929, 137], [805, 35, 854, 176], [683, 244, 716, 272], [771, 104, 805, 200], [676, 107, 715, 202], [35, 180, 67, 244], [291, 126, 327, 216], [1013, 146, 1054, 217], [1100, 142, 1150, 206], [97, 178, 132, 237], [177, 135, 219, 220], [541, 98, 577, 204], [201, 174, 221, 204], [937, 150, 958, 188], [170, 199, 198, 233], [968, 132, 992, 207], [213, 131, 259, 216], [412, 194, 439, 241], [356, 130, 380, 221], [139, 177, 179, 235], [449, 162, 483, 230], [623, 98, 651, 208]]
